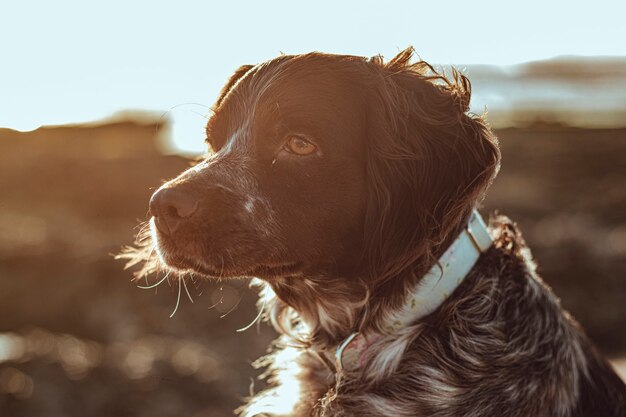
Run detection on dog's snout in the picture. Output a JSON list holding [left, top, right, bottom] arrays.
[[149, 187, 199, 234]]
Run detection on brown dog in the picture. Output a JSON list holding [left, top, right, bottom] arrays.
[[123, 47, 626, 416]]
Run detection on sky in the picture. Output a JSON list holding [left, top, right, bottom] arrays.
[[1, 0, 625, 154]]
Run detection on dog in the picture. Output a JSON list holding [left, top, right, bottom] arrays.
[[122, 47, 626, 416]]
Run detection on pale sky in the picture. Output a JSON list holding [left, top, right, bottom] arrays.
[[2, 0, 625, 154]]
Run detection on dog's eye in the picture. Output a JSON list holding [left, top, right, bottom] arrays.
[[284, 135, 317, 156]]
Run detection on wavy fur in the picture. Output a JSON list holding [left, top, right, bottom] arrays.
[[124, 48, 626, 416]]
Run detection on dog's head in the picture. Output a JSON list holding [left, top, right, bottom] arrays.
[[127, 47, 500, 302]]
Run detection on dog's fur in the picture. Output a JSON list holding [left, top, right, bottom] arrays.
[[122, 47, 626, 416]]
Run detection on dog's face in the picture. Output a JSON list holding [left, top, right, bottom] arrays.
[[147, 50, 500, 286], [150, 56, 369, 280]]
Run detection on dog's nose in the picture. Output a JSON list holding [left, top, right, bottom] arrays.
[[149, 187, 199, 234]]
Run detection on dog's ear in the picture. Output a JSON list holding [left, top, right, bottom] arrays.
[[215, 64, 254, 107], [363, 47, 501, 285]]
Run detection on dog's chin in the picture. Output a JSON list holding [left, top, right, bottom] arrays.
[[166, 255, 301, 279], [153, 236, 303, 280], [162, 253, 302, 280]]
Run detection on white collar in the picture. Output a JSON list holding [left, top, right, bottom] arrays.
[[335, 209, 493, 372]]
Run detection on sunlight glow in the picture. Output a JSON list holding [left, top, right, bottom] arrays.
[[244, 345, 304, 417], [1, 0, 625, 154]]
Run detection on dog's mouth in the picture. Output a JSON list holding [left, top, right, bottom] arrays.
[[163, 252, 302, 279], [199, 262, 303, 279], [151, 222, 302, 279]]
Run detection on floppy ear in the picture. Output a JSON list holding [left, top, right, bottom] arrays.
[[363, 47, 500, 285], [214, 64, 254, 107]]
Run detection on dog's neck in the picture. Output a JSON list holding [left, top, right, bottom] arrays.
[[334, 209, 493, 372], [264, 210, 492, 363]]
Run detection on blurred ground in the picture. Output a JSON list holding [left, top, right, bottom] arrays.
[[0, 120, 625, 416]]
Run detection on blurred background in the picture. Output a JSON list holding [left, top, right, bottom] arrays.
[[1, 1, 625, 416]]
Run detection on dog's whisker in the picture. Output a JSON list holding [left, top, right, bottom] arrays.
[[137, 270, 171, 290], [157, 102, 213, 136], [143, 247, 158, 286], [134, 221, 149, 233], [169, 278, 183, 319], [236, 297, 267, 333], [189, 109, 211, 120], [207, 292, 223, 310], [219, 291, 243, 319], [191, 274, 203, 291], [182, 275, 194, 304], [188, 272, 202, 292], [147, 247, 156, 263], [219, 255, 225, 279], [207, 284, 225, 310]]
